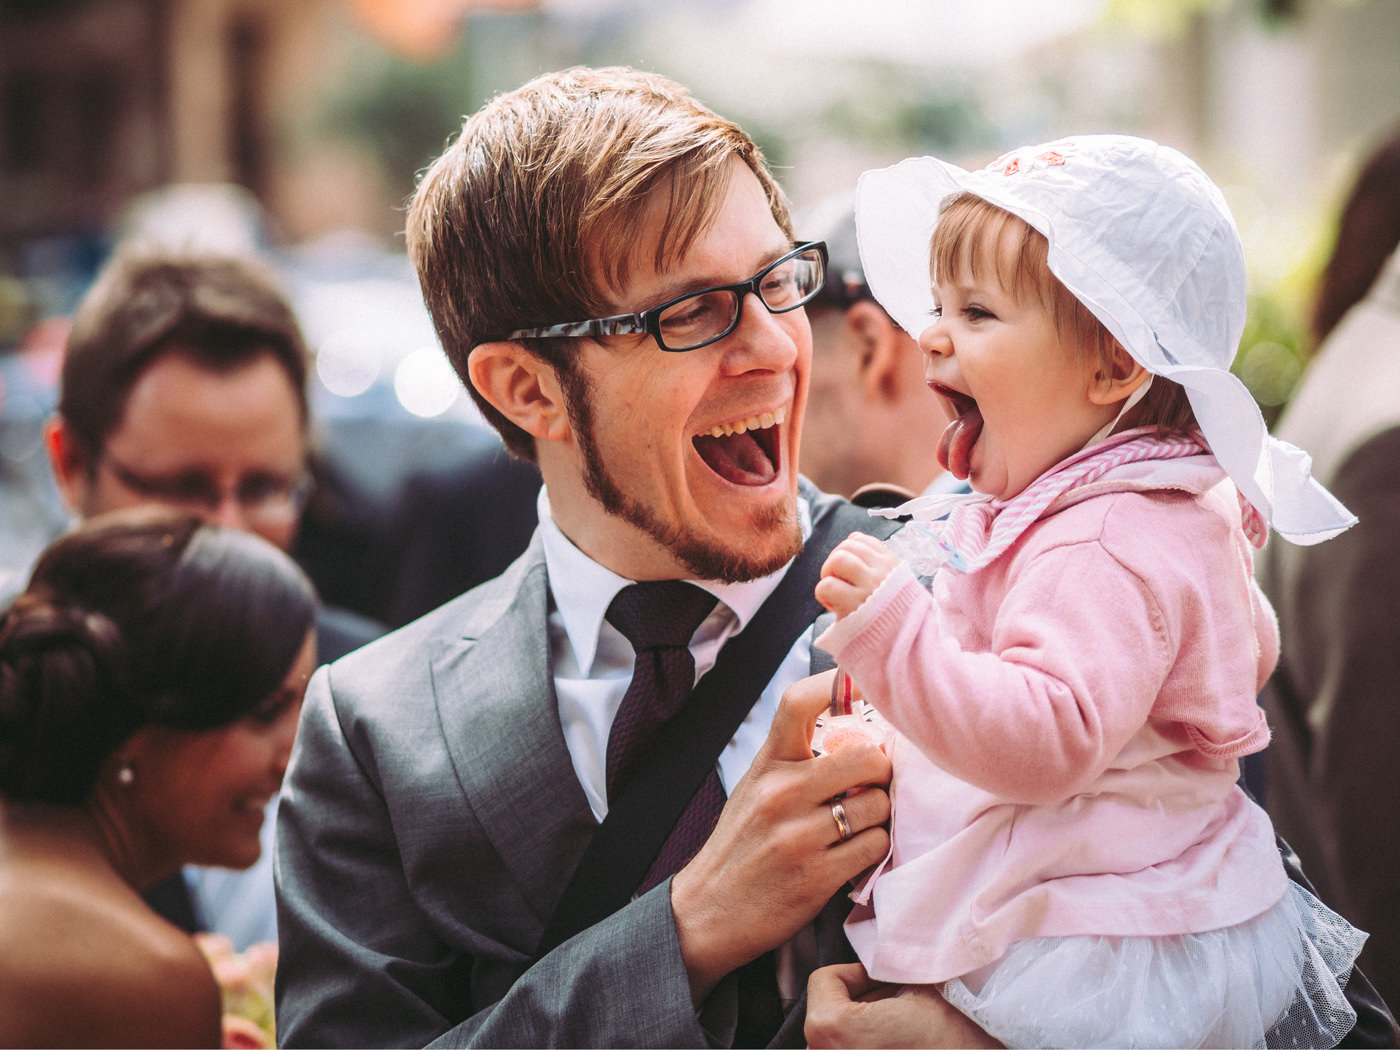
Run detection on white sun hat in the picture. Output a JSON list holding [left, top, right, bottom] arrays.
[[854, 134, 1355, 545]]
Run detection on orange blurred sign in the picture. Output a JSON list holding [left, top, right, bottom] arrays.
[[349, 0, 539, 59]]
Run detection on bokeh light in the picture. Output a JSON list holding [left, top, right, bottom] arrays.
[[1237, 339, 1303, 407], [315, 330, 383, 399], [393, 345, 461, 418]]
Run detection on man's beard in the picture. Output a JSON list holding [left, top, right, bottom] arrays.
[[558, 364, 802, 583]]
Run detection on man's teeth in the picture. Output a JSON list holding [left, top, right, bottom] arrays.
[[703, 406, 786, 439]]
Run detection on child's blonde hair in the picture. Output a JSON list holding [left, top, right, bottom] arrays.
[[930, 192, 1196, 435]]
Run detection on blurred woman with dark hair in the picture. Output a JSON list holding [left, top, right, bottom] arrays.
[[1258, 120, 1400, 1013], [1307, 127, 1400, 350], [0, 509, 316, 1047]]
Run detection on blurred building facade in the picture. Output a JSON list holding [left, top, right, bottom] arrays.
[[5, 0, 1400, 307], [1, 0, 352, 310], [3, 0, 1400, 459]]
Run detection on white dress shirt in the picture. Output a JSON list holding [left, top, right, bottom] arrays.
[[538, 488, 816, 822], [538, 488, 826, 1002]]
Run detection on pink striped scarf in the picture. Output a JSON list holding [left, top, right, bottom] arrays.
[[882, 429, 1265, 576]]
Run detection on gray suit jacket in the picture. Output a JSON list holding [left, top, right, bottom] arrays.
[[275, 488, 874, 1048]]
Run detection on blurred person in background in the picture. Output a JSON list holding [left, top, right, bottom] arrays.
[[103, 180, 521, 632], [43, 246, 385, 662], [381, 434, 541, 626], [40, 245, 384, 949], [0, 510, 316, 1048], [0, 287, 71, 594], [799, 197, 953, 506], [1257, 121, 1400, 1011]]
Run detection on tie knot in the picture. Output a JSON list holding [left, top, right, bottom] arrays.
[[606, 581, 716, 652]]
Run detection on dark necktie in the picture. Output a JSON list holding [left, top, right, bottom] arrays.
[[605, 581, 722, 893], [605, 582, 784, 1045]]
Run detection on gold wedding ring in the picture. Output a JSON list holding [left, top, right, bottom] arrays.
[[831, 800, 853, 843]]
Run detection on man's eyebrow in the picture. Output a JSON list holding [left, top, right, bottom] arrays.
[[639, 241, 794, 309]]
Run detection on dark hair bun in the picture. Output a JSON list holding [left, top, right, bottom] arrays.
[[0, 593, 132, 804], [1, 510, 317, 806]]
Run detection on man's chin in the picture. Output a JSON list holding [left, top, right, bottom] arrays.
[[670, 498, 803, 584], [596, 473, 803, 583]]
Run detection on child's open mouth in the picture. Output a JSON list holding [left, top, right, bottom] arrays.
[[692, 406, 785, 486], [932, 384, 983, 480]]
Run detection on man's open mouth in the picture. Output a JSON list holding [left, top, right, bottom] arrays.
[[931, 384, 983, 480], [692, 406, 785, 486]]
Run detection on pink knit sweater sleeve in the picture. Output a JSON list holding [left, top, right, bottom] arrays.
[[817, 542, 1177, 805]]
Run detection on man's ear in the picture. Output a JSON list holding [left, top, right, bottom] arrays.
[[1087, 342, 1149, 406], [44, 415, 93, 514], [847, 301, 910, 405], [466, 342, 572, 444]]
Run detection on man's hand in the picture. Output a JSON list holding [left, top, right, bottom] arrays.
[[670, 670, 891, 1001], [816, 533, 903, 619], [806, 963, 1003, 1049]]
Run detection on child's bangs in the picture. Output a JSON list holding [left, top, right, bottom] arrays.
[[928, 193, 1197, 435], [929, 192, 1104, 363], [929, 193, 1051, 304]]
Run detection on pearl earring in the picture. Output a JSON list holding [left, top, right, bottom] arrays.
[[117, 761, 135, 787]]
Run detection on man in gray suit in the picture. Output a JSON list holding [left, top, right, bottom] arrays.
[[273, 66, 948, 1048]]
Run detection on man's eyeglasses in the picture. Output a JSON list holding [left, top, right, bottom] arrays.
[[101, 453, 313, 525], [508, 241, 828, 353]]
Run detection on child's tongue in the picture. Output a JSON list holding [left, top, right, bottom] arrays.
[[936, 405, 984, 480]]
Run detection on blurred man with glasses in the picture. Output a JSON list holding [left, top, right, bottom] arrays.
[[41, 246, 383, 950], [799, 198, 955, 506]]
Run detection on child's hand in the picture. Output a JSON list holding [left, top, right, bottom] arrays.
[[816, 534, 903, 619]]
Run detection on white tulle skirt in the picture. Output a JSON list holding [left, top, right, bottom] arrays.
[[939, 881, 1365, 1049]]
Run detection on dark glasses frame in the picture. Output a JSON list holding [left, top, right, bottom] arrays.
[[507, 241, 828, 353]]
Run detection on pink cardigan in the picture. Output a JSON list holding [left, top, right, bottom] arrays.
[[819, 454, 1287, 984]]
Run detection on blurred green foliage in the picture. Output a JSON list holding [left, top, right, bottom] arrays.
[[1233, 201, 1337, 423], [311, 36, 484, 200], [1236, 298, 1305, 425], [1103, 0, 1360, 36], [1104, 0, 1229, 36]]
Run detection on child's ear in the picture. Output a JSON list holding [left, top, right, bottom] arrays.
[[1087, 342, 1149, 406]]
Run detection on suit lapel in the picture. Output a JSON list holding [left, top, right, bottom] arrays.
[[429, 537, 597, 924]]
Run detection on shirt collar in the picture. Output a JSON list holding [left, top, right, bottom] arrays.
[[537, 486, 813, 675]]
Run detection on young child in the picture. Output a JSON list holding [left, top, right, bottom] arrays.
[[814, 135, 1366, 1048]]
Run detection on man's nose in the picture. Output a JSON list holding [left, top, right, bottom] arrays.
[[200, 492, 254, 532], [722, 291, 801, 373]]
